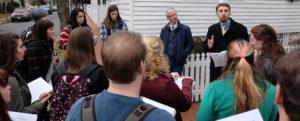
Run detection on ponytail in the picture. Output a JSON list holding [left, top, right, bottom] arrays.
[[233, 58, 264, 113]]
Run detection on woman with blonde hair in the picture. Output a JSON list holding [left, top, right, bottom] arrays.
[[196, 40, 277, 121], [140, 35, 193, 120]]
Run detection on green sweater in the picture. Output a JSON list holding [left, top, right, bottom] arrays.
[[196, 74, 277, 121], [7, 71, 44, 114]]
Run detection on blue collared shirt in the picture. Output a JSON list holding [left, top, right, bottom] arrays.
[[220, 19, 231, 32], [169, 21, 178, 31]]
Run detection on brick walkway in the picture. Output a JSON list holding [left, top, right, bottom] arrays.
[[181, 102, 200, 121]]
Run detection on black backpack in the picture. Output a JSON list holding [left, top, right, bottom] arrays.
[[81, 94, 157, 121], [50, 64, 100, 121], [20, 27, 32, 42]]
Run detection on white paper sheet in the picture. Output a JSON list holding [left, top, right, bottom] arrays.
[[211, 51, 227, 67], [28, 77, 53, 103], [8, 111, 37, 121], [141, 97, 176, 116], [174, 77, 183, 90], [217, 109, 264, 121]]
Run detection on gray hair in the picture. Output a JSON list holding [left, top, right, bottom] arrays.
[[165, 7, 176, 16]]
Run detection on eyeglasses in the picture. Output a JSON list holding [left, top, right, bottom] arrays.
[[167, 13, 177, 17]]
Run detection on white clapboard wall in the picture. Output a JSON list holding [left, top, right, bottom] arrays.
[[101, 0, 300, 37]]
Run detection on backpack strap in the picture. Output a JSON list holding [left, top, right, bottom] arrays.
[[79, 64, 101, 79], [56, 63, 68, 75], [123, 103, 157, 121], [52, 63, 68, 87], [81, 94, 97, 121], [80, 95, 156, 121]]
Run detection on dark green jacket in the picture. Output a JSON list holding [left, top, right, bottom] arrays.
[[7, 71, 44, 114]]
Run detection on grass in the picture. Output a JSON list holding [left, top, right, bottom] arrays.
[[54, 39, 66, 62]]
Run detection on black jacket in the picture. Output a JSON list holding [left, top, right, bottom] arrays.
[[203, 18, 249, 82], [203, 18, 249, 52]]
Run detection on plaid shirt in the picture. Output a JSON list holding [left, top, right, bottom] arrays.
[[100, 20, 128, 41], [24, 38, 53, 82]]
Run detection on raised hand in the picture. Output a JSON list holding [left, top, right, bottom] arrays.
[[208, 35, 214, 48]]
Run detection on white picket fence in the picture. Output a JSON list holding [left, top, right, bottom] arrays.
[[182, 53, 211, 102], [184, 45, 299, 102]]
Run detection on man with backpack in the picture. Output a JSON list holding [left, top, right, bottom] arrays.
[[20, 8, 48, 42], [17, 8, 49, 82], [65, 31, 175, 121]]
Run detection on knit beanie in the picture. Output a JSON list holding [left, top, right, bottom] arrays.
[[32, 8, 48, 22]]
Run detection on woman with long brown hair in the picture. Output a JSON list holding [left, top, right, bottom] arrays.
[[250, 24, 285, 85], [100, 4, 128, 41], [16, 20, 55, 83], [196, 40, 277, 121], [0, 69, 12, 121], [50, 27, 108, 121], [0, 32, 50, 114]]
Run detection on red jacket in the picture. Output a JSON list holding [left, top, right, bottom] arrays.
[[140, 73, 193, 112]]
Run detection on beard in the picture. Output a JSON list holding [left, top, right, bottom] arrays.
[[220, 17, 229, 23]]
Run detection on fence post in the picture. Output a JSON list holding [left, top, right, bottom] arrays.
[[199, 53, 206, 100], [194, 53, 201, 102], [184, 56, 190, 76], [203, 53, 211, 99]]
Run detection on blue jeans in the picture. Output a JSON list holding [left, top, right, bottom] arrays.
[[170, 65, 183, 75]]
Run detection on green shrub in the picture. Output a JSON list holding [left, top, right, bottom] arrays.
[[7, 2, 20, 13], [32, 1, 41, 6]]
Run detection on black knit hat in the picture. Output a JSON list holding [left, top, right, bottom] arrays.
[[32, 8, 48, 22]]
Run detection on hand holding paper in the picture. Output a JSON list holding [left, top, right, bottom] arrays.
[[27, 77, 53, 103], [171, 72, 180, 79], [39, 92, 52, 104]]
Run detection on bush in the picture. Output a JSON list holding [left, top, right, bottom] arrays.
[[32, 1, 41, 6], [7, 2, 20, 13]]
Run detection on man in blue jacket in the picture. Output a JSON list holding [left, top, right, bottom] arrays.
[[160, 8, 194, 75]]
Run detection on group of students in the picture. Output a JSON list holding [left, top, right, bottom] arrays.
[[0, 4, 193, 121], [0, 2, 299, 121]]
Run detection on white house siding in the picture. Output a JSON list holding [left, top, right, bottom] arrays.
[[132, 0, 221, 36], [103, 0, 300, 36], [229, 0, 300, 34]]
